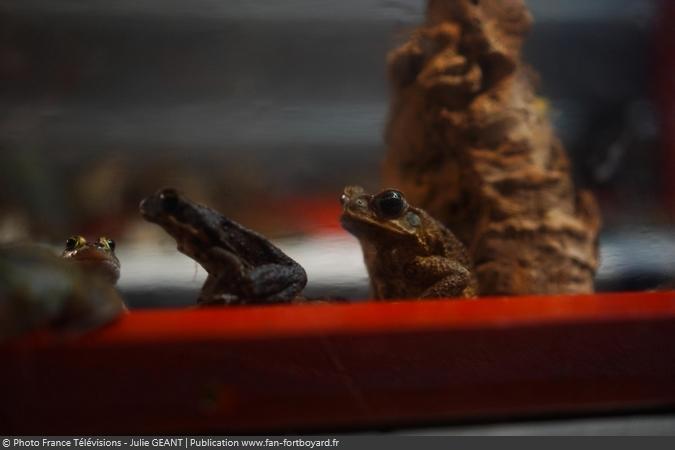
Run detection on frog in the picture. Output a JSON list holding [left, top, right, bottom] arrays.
[[340, 186, 477, 300], [0, 245, 126, 343], [61, 235, 121, 285], [139, 188, 307, 305]]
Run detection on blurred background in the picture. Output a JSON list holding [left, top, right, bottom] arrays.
[[0, 0, 673, 307]]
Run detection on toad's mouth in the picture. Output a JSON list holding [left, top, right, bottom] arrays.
[[67, 246, 114, 262], [69, 258, 120, 282], [340, 213, 411, 240], [65, 249, 120, 283], [69, 255, 116, 265], [73, 255, 117, 269], [339, 213, 373, 236]]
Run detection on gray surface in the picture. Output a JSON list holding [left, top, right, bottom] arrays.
[[3, 0, 654, 23], [1, 0, 655, 161], [406, 414, 675, 436]]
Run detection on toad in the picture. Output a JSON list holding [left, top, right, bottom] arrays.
[[139, 188, 307, 305], [340, 186, 477, 299]]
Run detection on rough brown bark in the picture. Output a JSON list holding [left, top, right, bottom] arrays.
[[383, 0, 601, 296]]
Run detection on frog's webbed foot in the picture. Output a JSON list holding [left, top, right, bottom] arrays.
[[247, 263, 307, 303]]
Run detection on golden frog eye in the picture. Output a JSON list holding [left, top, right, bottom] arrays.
[[98, 237, 116, 251], [65, 235, 86, 251]]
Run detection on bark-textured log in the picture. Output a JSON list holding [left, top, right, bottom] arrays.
[[383, 0, 601, 295]]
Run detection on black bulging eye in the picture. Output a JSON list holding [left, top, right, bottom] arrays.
[[107, 239, 116, 251], [159, 189, 179, 212], [372, 190, 407, 219], [65, 237, 78, 251]]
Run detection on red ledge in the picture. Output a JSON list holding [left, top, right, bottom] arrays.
[[2, 291, 675, 433]]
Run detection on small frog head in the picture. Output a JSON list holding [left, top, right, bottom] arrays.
[[138, 188, 183, 224], [61, 235, 120, 284], [340, 186, 423, 241]]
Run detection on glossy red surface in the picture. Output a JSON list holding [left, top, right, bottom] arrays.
[[2, 292, 675, 433]]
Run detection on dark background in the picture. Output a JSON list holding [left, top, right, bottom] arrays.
[[0, 0, 673, 302]]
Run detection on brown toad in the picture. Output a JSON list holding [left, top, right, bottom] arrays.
[[139, 188, 307, 305], [340, 186, 477, 300]]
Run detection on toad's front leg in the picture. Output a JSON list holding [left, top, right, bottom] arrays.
[[405, 256, 476, 299], [196, 247, 249, 305], [198, 274, 242, 305]]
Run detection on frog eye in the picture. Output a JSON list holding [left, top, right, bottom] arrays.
[[372, 190, 408, 219], [159, 188, 179, 213], [65, 235, 86, 251], [98, 237, 116, 251]]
